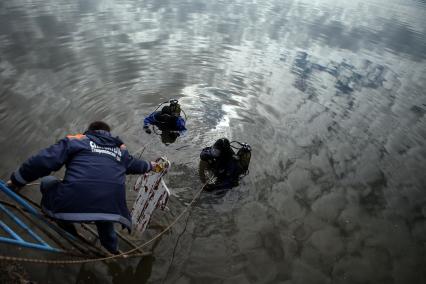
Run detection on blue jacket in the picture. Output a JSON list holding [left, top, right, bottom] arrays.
[[143, 111, 186, 133], [10, 130, 151, 229]]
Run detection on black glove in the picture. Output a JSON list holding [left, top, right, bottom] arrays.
[[6, 180, 21, 191], [143, 125, 152, 134]]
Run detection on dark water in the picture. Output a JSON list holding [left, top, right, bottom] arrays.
[[1, 0, 426, 283]]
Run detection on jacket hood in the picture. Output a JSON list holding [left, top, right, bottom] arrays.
[[84, 130, 123, 147]]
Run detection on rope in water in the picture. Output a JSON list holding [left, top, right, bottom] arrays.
[[0, 182, 207, 264]]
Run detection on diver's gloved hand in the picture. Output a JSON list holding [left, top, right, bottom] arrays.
[[143, 125, 152, 134]]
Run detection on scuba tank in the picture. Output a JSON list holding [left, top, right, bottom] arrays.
[[152, 99, 183, 117], [231, 141, 252, 175], [168, 99, 181, 117]]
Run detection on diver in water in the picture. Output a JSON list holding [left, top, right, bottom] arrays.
[[143, 99, 186, 138], [199, 138, 251, 191]]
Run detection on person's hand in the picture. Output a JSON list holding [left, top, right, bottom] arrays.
[[151, 158, 168, 173], [143, 126, 152, 134], [150, 161, 161, 173], [6, 180, 21, 191]]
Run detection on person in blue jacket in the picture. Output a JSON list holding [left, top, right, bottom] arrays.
[[143, 99, 186, 136], [7, 121, 158, 254]]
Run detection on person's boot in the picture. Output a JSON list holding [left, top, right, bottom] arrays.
[[56, 220, 79, 236]]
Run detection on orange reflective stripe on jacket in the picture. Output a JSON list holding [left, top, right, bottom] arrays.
[[66, 134, 86, 140]]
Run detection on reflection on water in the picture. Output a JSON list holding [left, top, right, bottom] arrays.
[[76, 255, 154, 284], [0, 0, 425, 283]]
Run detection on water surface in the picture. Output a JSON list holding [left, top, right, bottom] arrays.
[[0, 0, 425, 283]]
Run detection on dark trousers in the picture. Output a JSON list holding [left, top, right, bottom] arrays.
[[40, 176, 118, 254]]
